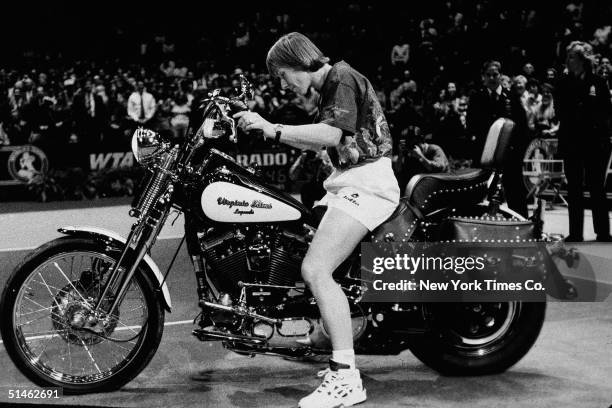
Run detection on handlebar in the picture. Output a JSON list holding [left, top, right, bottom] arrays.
[[199, 75, 265, 142]]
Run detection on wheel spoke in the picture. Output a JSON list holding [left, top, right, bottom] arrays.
[[19, 305, 54, 317], [28, 279, 63, 292], [37, 273, 63, 309], [53, 262, 90, 305], [79, 338, 102, 374], [67, 339, 73, 373], [11, 249, 152, 385], [124, 305, 144, 313], [22, 329, 70, 342], [21, 291, 65, 323], [114, 319, 140, 335], [34, 329, 59, 363]]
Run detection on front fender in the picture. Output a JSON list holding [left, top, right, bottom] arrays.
[[58, 225, 172, 312]]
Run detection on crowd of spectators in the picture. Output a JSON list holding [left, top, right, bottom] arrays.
[[1, 1, 611, 170]]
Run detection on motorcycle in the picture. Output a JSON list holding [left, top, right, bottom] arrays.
[[0, 76, 577, 394]]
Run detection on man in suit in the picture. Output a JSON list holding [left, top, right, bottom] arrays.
[[127, 81, 157, 130], [72, 80, 108, 145], [467, 60, 529, 217], [556, 41, 612, 242]]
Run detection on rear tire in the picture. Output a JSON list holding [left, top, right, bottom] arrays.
[[409, 301, 545, 375], [0, 237, 165, 394]]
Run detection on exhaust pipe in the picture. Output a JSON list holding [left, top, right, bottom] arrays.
[[192, 327, 267, 345], [199, 300, 280, 324]]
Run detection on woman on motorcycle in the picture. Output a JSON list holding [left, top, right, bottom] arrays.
[[233, 32, 399, 408]]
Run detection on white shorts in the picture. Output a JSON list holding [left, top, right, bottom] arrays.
[[315, 157, 400, 231]]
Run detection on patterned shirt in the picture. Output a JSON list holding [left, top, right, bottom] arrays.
[[316, 61, 393, 169]]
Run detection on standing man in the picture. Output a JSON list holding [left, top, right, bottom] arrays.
[[73, 80, 108, 145], [467, 60, 529, 217], [127, 81, 156, 129], [556, 41, 612, 242]]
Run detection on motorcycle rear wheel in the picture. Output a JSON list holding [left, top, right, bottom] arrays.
[[0, 237, 165, 394], [409, 301, 545, 375]]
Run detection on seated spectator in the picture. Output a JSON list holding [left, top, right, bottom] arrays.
[[432, 82, 458, 118], [534, 83, 559, 137], [522, 62, 536, 81], [433, 95, 470, 159], [525, 79, 542, 132], [402, 70, 419, 94], [388, 79, 404, 111], [512, 75, 529, 110], [170, 92, 191, 139], [597, 56, 611, 89], [501, 75, 511, 92], [445, 81, 458, 100], [390, 35, 410, 75], [545, 67, 558, 84], [389, 79, 417, 110]]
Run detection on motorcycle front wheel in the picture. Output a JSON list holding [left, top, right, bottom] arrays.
[[0, 237, 165, 394], [409, 301, 546, 375]]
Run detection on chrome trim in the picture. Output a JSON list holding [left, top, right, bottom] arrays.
[[13, 251, 149, 385], [192, 328, 267, 345], [199, 301, 280, 324], [237, 282, 298, 290], [458, 302, 517, 346], [276, 317, 315, 338]]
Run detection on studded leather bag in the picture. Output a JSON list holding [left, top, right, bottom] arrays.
[[370, 199, 421, 253], [443, 215, 536, 243]]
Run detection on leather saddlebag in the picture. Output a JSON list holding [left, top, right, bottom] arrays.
[[443, 215, 536, 242]]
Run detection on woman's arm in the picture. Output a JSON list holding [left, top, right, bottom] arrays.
[[232, 111, 342, 150], [276, 123, 342, 150]]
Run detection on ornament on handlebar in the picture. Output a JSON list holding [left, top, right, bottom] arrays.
[[195, 76, 256, 145]]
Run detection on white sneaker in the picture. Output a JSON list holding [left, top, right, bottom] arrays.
[[298, 367, 367, 408]]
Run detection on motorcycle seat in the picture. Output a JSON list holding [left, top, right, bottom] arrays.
[[404, 168, 492, 215]]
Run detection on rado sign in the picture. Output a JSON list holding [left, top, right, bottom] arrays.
[[235, 152, 288, 167]]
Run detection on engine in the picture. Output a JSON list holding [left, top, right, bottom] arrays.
[[199, 225, 309, 302], [198, 225, 371, 350]]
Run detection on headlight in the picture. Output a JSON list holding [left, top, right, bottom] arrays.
[[131, 128, 167, 165]]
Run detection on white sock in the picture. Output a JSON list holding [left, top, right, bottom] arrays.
[[332, 349, 356, 370]]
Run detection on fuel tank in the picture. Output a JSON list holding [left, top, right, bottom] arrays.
[[197, 150, 311, 224]]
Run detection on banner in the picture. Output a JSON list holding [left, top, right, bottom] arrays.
[[235, 150, 294, 188], [0, 144, 297, 197], [0, 145, 49, 186]]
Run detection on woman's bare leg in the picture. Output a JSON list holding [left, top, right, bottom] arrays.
[[301, 207, 369, 350]]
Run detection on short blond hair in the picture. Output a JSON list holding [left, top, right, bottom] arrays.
[[266, 32, 330, 77]]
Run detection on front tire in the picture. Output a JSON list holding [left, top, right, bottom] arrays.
[[409, 301, 546, 375], [0, 237, 165, 394]]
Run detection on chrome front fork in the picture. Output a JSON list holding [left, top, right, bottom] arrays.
[[93, 150, 178, 320], [93, 190, 172, 321]]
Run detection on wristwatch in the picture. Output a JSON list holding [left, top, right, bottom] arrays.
[[273, 124, 283, 143]]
